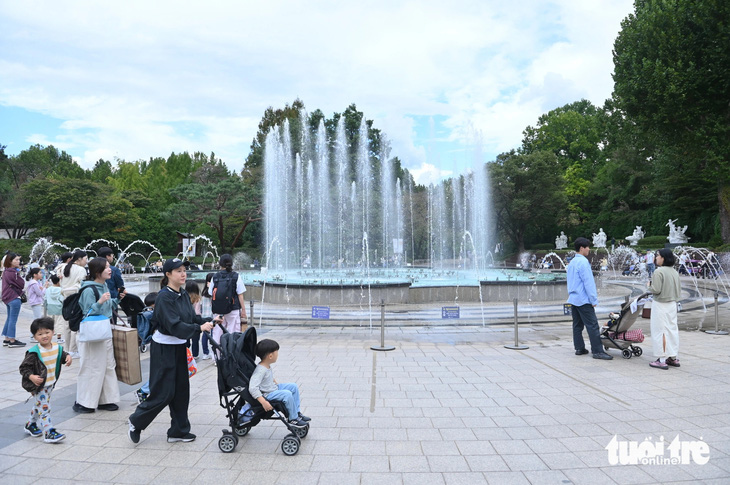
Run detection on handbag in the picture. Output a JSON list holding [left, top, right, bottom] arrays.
[[20, 292, 27, 303], [78, 313, 113, 342], [187, 347, 198, 378], [112, 321, 142, 385]]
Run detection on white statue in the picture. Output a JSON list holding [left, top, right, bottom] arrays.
[[592, 228, 607, 248], [555, 231, 568, 250], [666, 218, 689, 244], [626, 226, 645, 246]]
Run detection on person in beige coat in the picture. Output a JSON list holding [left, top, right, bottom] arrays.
[[59, 250, 88, 355], [648, 248, 681, 370]]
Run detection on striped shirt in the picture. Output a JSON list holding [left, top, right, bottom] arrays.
[[40, 344, 59, 386]]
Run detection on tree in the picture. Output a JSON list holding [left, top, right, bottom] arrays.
[[490, 150, 566, 252], [521, 100, 607, 228], [0, 144, 86, 238], [19, 178, 138, 246], [613, 0, 730, 242], [166, 162, 262, 252]]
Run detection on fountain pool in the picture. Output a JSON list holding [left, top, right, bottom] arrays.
[[174, 267, 568, 306]]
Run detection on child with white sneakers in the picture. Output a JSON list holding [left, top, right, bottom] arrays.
[[18, 317, 72, 443]]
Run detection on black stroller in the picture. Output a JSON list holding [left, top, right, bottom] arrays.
[[600, 292, 649, 359], [208, 326, 310, 455]]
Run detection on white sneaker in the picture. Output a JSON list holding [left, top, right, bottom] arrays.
[[202, 353, 212, 360], [56, 337, 65, 343]]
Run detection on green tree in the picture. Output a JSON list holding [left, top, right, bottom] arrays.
[[165, 162, 262, 252], [19, 178, 138, 246], [490, 150, 567, 252], [613, 0, 730, 242], [521, 100, 606, 228], [0, 144, 86, 238]]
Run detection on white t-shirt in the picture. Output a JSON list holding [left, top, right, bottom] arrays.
[[646, 253, 655, 265]]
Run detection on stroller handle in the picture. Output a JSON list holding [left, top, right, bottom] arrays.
[[204, 322, 229, 353]]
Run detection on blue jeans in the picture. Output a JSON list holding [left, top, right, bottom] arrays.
[[140, 381, 150, 394], [3, 298, 21, 339], [266, 383, 302, 421], [571, 303, 603, 354]]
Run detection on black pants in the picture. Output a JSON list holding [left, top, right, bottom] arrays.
[[129, 341, 190, 438]]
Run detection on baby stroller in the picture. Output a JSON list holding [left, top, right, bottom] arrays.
[[600, 292, 649, 359], [208, 326, 310, 455]]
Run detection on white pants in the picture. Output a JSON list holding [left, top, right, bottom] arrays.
[[31, 304, 44, 319], [76, 338, 120, 408], [55, 317, 77, 353], [650, 300, 679, 359], [211, 311, 241, 362]]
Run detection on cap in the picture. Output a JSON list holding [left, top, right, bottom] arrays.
[[162, 258, 190, 274], [97, 247, 114, 257]]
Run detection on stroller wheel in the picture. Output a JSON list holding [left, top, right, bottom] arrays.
[[622, 349, 632, 359], [632, 347, 643, 357], [281, 434, 300, 456], [218, 434, 237, 453], [234, 426, 250, 437], [294, 424, 309, 439]]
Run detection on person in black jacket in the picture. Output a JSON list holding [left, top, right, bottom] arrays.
[[128, 258, 219, 444]]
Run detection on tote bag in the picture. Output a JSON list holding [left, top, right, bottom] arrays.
[[78, 314, 113, 342]]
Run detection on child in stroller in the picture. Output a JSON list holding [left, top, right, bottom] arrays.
[[209, 326, 311, 455], [600, 292, 649, 359]]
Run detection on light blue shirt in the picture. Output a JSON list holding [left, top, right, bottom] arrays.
[[567, 253, 598, 306]]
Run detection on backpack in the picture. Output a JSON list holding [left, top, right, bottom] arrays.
[[136, 309, 154, 346], [62, 286, 100, 332], [211, 271, 240, 315]]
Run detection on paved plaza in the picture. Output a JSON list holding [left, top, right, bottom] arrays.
[[1, 291, 730, 484]]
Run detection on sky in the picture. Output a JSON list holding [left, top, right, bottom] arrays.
[[0, 0, 635, 185]]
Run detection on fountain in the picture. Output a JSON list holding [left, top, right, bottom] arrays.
[[260, 111, 567, 305]]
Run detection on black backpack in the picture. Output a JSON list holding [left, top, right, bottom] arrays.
[[211, 271, 239, 315], [62, 286, 100, 331]]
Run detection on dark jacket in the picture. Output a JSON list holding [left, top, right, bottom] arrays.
[[106, 265, 125, 299], [19, 344, 69, 394], [151, 286, 211, 341], [1, 267, 24, 304]]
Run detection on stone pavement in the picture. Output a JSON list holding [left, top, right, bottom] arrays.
[[1, 301, 729, 484]]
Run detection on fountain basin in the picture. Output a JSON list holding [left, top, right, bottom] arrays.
[[148, 268, 568, 305]]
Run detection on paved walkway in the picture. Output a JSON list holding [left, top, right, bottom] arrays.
[[1, 299, 729, 484]]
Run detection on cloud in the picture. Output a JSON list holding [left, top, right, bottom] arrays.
[[0, 0, 634, 177]]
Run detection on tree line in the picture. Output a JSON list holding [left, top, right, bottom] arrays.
[[1, 0, 728, 259]]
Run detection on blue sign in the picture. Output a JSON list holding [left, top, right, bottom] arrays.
[[563, 303, 572, 315], [312, 306, 330, 319], [442, 306, 460, 319]]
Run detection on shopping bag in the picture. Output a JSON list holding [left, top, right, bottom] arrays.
[[187, 347, 198, 378], [112, 324, 142, 385], [78, 314, 113, 342]]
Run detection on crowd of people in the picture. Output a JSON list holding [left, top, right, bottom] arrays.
[[2, 248, 311, 446]]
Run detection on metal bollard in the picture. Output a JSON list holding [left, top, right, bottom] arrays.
[[505, 298, 529, 350], [371, 299, 395, 351], [249, 300, 254, 322], [706, 292, 728, 335]]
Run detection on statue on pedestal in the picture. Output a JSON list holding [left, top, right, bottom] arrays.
[[626, 226, 645, 246], [666, 218, 689, 244], [592, 228, 607, 248], [555, 231, 568, 250]]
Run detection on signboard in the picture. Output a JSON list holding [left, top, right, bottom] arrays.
[[563, 303, 572, 315], [182, 238, 196, 259], [393, 238, 404, 255], [441, 306, 460, 319], [311, 306, 330, 319]]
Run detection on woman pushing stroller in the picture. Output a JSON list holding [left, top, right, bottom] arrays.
[[128, 258, 222, 444]]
